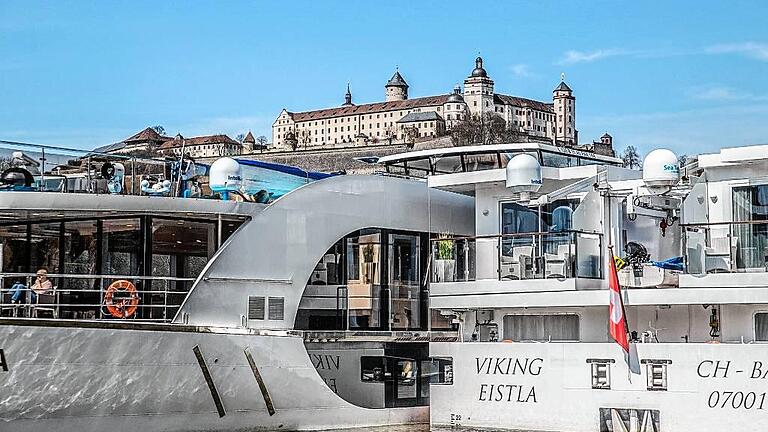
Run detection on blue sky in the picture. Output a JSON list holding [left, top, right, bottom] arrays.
[[1, 1, 767, 157]]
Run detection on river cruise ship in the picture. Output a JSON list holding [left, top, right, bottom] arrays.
[[378, 142, 768, 432], [0, 140, 473, 431]]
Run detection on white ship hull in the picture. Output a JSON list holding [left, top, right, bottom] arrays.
[[0, 320, 426, 432], [431, 341, 768, 432]]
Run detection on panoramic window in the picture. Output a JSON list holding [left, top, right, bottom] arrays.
[[503, 314, 580, 341]]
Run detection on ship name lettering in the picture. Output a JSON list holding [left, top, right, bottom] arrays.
[[478, 383, 537, 403], [697, 360, 731, 378], [475, 357, 543, 376], [0, 349, 7, 372], [311, 354, 340, 371], [749, 361, 768, 379]]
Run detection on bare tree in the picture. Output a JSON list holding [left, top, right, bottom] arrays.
[[256, 136, 267, 147], [621, 146, 642, 169], [151, 125, 166, 136], [677, 153, 688, 168], [235, 133, 246, 143], [450, 113, 519, 146]]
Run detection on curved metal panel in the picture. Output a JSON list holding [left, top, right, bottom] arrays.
[[176, 175, 474, 329]]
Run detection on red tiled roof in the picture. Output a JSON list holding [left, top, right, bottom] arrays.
[[159, 134, 240, 150], [290, 95, 452, 122], [243, 131, 256, 143], [123, 127, 171, 143], [494, 94, 553, 112]]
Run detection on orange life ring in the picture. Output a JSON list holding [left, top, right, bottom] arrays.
[[104, 279, 139, 318]]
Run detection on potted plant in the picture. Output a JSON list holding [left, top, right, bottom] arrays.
[[434, 234, 456, 282]]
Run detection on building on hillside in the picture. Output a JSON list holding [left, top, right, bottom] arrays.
[[158, 134, 242, 158], [272, 56, 578, 150], [92, 127, 244, 159], [93, 127, 171, 155]]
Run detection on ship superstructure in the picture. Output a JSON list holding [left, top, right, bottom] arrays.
[[381, 142, 768, 432]]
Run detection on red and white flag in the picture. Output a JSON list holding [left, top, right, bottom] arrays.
[[608, 256, 629, 353]]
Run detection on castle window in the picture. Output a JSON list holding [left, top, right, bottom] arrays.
[[473, 101, 477, 107]]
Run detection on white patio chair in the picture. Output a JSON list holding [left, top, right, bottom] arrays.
[[545, 244, 573, 278], [705, 236, 737, 273], [500, 246, 533, 280]]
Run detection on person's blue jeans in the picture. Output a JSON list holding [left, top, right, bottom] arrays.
[[10, 282, 35, 303]]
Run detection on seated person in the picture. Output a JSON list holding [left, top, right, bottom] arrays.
[[9, 279, 27, 304], [22, 268, 53, 304]]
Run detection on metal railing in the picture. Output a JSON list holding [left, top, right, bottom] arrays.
[[683, 221, 768, 274], [430, 230, 603, 282], [0, 139, 172, 195], [0, 272, 195, 321]]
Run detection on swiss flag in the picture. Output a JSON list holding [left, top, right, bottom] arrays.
[[608, 256, 629, 353]]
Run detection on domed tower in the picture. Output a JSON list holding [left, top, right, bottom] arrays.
[[444, 85, 468, 129], [463, 56, 495, 119], [342, 83, 354, 106], [553, 75, 576, 145], [385, 70, 409, 102]]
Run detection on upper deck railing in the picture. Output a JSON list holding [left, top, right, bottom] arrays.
[[430, 230, 603, 282], [0, 272, 194, 322], [0, 139, 175, 196]]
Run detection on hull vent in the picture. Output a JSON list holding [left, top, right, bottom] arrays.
[[268, 297, 284, 320], [248, 296, 265, 320]]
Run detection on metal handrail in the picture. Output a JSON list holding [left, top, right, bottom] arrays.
[[429, 229, 602, 242], [0, 272, 194, 321]]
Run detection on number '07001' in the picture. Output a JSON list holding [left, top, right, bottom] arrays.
[[708, 391, 766, 410]]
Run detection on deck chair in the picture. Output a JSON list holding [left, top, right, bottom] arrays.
[[500, 246, 533, 280], [544, 244, 574, 278], [31, 286, 58, 318], [705, 236, 737, 273]]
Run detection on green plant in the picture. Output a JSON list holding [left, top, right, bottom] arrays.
[[436, 236, 455, 260]]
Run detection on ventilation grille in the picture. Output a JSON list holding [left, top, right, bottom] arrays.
[[248, 296, 265, 320], [268, 297, 284, 320]]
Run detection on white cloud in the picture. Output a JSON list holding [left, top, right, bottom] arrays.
[[707, 42, 768, 61], [510, 64, 532, 77], [688, 86, 768, 102], [557, 49, 626, 65]]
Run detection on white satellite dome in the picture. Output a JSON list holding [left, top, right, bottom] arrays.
[[209, 157, 242, 193], [506, 154, 542, 194], [643, 149, 679, 192]]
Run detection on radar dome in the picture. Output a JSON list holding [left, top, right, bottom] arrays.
[[643, 149, 679, 191], [506, 154, 542, 193], [209, 157, 242, 193]]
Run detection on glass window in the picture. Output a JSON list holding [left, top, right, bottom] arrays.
[[0, 224, 29, 273], [756, 312, 768, 341], [102, 218, 142, 275], [733, 185, 768, 269], [542, 152, 577, 168], [346, 231, 381, 329], [389, 234, 420, 330], [361, 356, 386, 382], [151, 218, 214, 279], [423, 357, 453, 385], [29, 222, 61, 273], [397, 359, 417, 399], [503, 314, 579, 341]]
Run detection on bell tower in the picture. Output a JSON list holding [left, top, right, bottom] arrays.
[[553, 74, 576, 145], [463, 57, 494, 119]]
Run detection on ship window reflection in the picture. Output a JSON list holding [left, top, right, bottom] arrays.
[[0, 224, 29, 273], [30, 223, 61, 273], [102, 218, 142, 275], [347, 231, 381, 329]]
